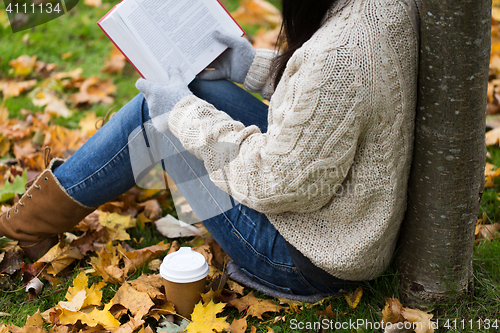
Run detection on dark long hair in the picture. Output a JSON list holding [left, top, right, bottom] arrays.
[[271, 0, 336, 88]]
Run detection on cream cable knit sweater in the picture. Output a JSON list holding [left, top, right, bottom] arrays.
[[166, 0, 419, 281]]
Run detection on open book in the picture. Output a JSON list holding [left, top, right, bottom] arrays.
[[98, 0, 244, 84]]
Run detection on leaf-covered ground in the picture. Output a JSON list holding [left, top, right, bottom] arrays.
[[1, 0, 500, 332]]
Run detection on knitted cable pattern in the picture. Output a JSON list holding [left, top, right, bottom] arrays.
[[166, 0, 419, 280]]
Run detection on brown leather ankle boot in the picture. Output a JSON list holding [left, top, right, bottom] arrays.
[[0, 158, 96, 260]]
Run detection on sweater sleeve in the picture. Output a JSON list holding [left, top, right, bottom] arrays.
[[243, 49, 277, 100], [167, 47, 365, 214]]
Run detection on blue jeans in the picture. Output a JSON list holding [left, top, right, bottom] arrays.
[[54, 79, 339, 295]]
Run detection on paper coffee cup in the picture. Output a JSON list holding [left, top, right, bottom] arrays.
[[160, 247, 209, 318]]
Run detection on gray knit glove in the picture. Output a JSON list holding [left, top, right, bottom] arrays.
[[197, 31, 256, 84], [136, 68, 193, 121]]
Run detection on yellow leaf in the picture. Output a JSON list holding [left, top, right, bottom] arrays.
[[65, 271, 105, 308], [33, 244, 83, 276], [99, 212, 136, 241], [344, 286, 363, 309], [26, 310, 44, 326], [186, 300, 230, 333], [59, 301, 120, 328], [79, 112, 98, 137], [9, 55, 37, 76]]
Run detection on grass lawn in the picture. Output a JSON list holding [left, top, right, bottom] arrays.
[[1, 0, 500, 332]]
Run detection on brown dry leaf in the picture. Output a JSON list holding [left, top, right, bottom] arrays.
[[186, 300, 230, 333], [137, 199, 162, 221], [34, 61, 58, 78], [227, 280, 244, 295], [344, 286, 363, 309], [109, 315, 145, 333], [229, 291, 288, 319], [101, 46, 127, 74], [250, 326, 257, 333], [111, 283, 154, 319], [229, 316, 248, 333], [33, 244, 83, 276], [0, 79, 37, 98], [9, 55, 37, 76], [79, 112, 99, 137], [381, 297, 405, 324], [129, 274, 166, 303], [72, 76, 116, 106], [401, 307, 435, 333], [231, 0, 281, 28], [123, 241, 170, 275]]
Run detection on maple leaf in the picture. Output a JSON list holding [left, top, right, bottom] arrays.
[[401, 308, 435, 333], [123, 241, 170, 275], [227, 280, 244, 295], [33, 244, 83, 276], [111, 283, 154, 319], [65, 271, 106, 309], [8, 310, 46, 333], [58, 301, 120, 328], [9, 55, 37, 76], [99, 212, 137, 241], [129, 274, 166, 303], [229, 316, 247, 333], [344, 286, 363, 309], [89, 243, 125, 284], [228, 292, 288, 319], [186, 300, 230, 333], [381, 297, 405, 324]]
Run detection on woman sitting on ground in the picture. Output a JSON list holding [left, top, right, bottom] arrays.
[[1, 0, 419, 297]]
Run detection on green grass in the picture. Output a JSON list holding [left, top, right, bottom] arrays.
[[2, 0, 500, 332]]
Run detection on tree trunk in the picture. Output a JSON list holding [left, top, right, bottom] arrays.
[[394, 0, 491, 305]]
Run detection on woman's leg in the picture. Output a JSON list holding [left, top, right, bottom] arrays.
[[54, 78, 337, 296]]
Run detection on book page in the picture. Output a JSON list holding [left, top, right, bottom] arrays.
[[115, 0, 243, 83], [115, 1, 195, 83]]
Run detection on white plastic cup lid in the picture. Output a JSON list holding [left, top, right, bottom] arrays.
[[160, 247, 209, 283]]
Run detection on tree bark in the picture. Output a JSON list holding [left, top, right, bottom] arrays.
[[394, 0, 491, 305]]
